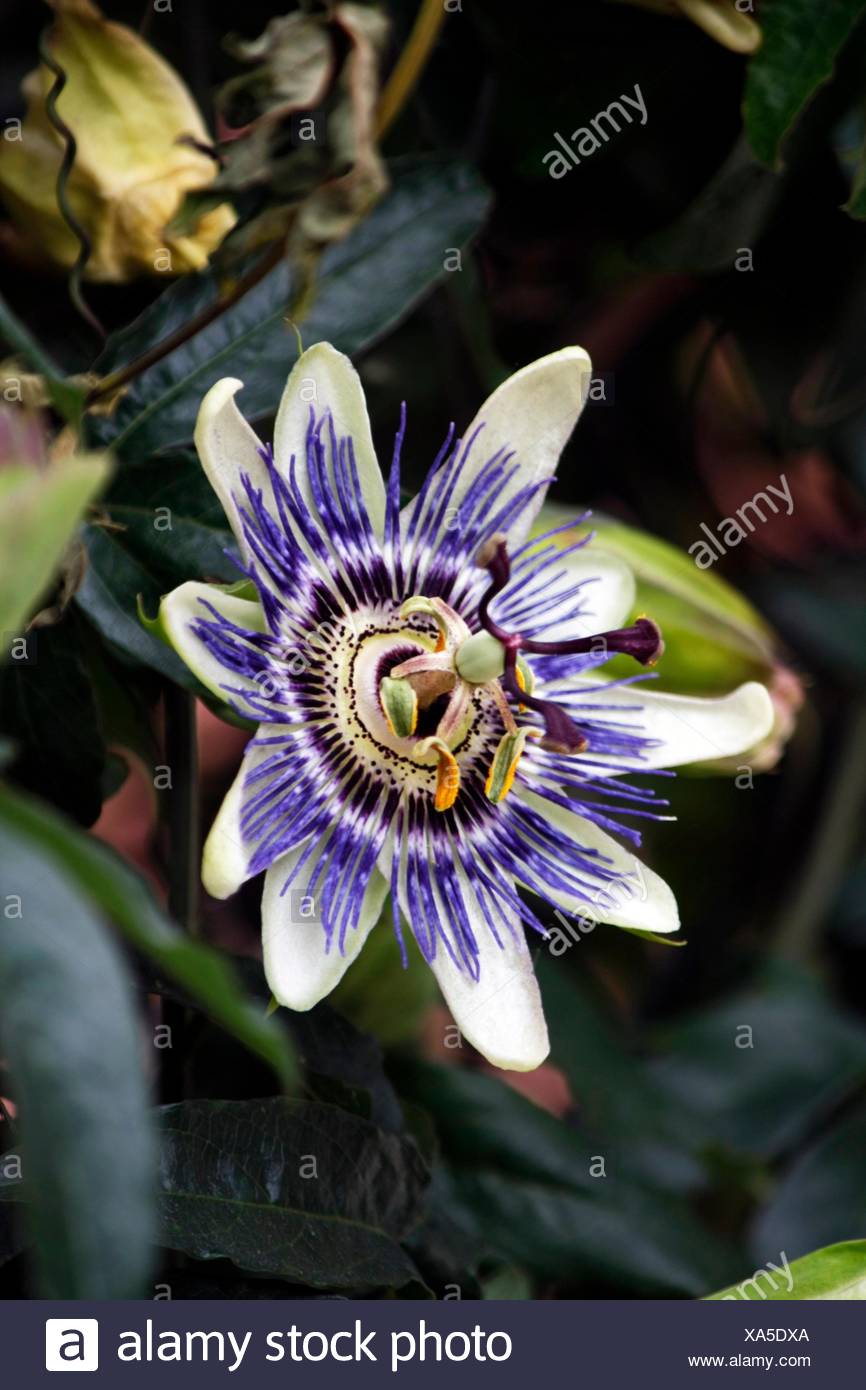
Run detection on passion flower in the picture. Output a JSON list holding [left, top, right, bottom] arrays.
[[158, 344, 773, 1071]]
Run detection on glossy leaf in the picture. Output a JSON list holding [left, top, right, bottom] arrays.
[[87, 159, 491, 460], [156, 1097, 428, 1289], [0, 815, 155, 1296], [743, 0, 864, 166], [649, 963, 866, 1159], [707, 1240, 866, 1300], [537, 959, 703, 1192], [75, 521, 201, 688], [751, 1102, 866, 1262], [639, 135, 783, 273], [449, 1168, 735, 1295], [394, 1060, 736, 1294], [103, 454, 239, 588], [0, 784, 298, 1091], [73, 458, 240, 687]]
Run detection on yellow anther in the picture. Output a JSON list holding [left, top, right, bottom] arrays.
[[413, 735, 461, 812], [380, 675, 418, 738], [485, 728, 530, 804], [514, 655, 534, 712], [434, 751, 460, 811]]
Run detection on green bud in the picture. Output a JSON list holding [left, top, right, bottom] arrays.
[[534, 504, 802, 773]]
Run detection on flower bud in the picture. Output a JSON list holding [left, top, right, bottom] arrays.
[[537, 504, 803, 771], [0, 0, 235, 282]]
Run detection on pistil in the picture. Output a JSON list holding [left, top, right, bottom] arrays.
[[470, 533, 664, 753]]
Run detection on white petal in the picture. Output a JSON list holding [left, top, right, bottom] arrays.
[[273, 342, 386, 540], [547, 678, 775, 770], [202, 738, 281, 899], [402, 346, 592, 554], [194, 377, 272, 558], [498, 544, 635, 640], [159, 581, 267, 704], [202, 765, 250, 901], [517, 788, 680, 933], [431, 924, 550, 1072], [262, 843, 389, 1010], [380, 827, 549, 1071]]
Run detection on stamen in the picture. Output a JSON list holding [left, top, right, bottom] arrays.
[[380, 675, 418, 738], [475, 533, 513, 644], [389, 650, 456, 707], [515, 653, 534, 710], [521, 615, 664, 665], [485, 728, 531, 803], [436, 682, 472, 742], [400, 595, 470, 650], [414, 736, 460, 811], [503, 658, 589, 753], [474, 535, 665, 753]]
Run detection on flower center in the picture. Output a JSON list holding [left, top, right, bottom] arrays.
[[350, 536, 664, 816]]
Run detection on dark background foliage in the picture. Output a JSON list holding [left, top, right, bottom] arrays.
[[1, 0, 866, 1300]]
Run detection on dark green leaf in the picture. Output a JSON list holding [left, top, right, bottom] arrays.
[[751, 1101, 866, 1261], [537, 959, 703, 1191], [78, 618, 159, 770], [75, 522, 201, 689], [649, 963, 866, 1159], [0, 784, 298, 1091], [393, 1058, 600, 1192], [393, 1060, 735, 1295], [104, 454, 239, 588], [638, 135, 783, 273], [73, 459, 241, 684], [0, 619, 106, 825], [156, 1097, 428, 1289], [708, 1239, 866, 1300], [0, 815, 155, 1296], [87, 159, 490, 460], [162, 951, 401, 1131], [743, 0, 864, 166], [448, 1168, 735, 1295]]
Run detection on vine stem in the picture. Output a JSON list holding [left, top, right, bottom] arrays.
[[160, 684, 200, 1104], [375, 0, 448, 138], [85, 241, 284, 407], [38, 27, 105, 339]]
